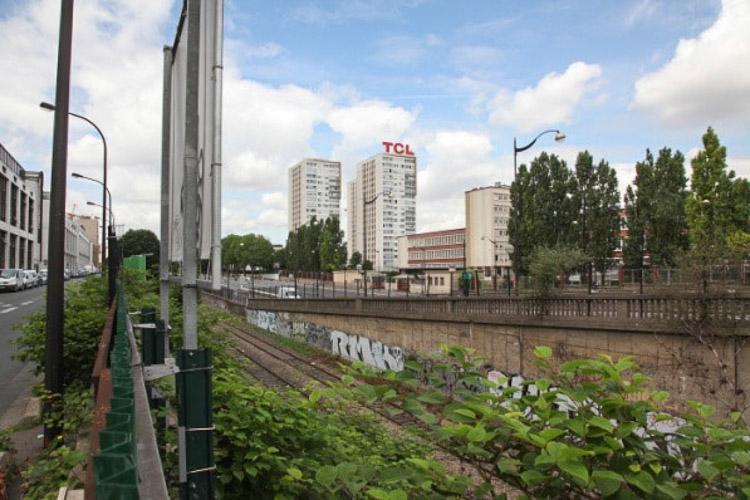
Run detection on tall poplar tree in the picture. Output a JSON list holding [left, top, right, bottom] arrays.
[[573, 151, 620, 281], [687, 127, 750, 255], [650, 147, 689, 265]]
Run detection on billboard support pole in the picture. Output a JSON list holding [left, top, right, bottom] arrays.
[[210, 0, 224, 291], [177, 0, 215, 497], [160, 45, 172, 343]]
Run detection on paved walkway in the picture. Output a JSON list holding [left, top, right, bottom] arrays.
[[0, 367, 43, 500]]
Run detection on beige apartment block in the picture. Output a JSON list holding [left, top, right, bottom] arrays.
[[465, 183, 512, 279], [347, 151, 417, 271], [288, 158, 341, 232]]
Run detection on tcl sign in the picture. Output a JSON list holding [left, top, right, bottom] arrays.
[[382, 141, 415, 156]]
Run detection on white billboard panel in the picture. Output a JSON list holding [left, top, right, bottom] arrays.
[[168, 0, 220, 262]]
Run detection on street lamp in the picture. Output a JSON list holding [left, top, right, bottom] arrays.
[[481, 236, 499, 291], [512, 129, 565, 293], [41, 102, 108, 266], [72, 172, 111, 268], [87, 201, 114, 228], [363, 190, 393, 298]]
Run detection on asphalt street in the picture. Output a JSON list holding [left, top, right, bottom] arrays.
[[0, 284, 46, 417]]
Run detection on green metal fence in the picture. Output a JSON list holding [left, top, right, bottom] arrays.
[[93, 285, 139, 498]]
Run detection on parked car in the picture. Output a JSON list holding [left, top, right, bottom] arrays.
[[276, 286, 301, 299], [0, 269, 25, 292], [23, 270, 38, 289], [38, 269, 48, 285]]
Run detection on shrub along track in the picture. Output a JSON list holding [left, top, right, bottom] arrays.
[[217, 321, 419, 427], [217, 320, 519, 498]]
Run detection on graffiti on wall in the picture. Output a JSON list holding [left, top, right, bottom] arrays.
[[246, 310, 404, 371], [331, 331, 404, 371]]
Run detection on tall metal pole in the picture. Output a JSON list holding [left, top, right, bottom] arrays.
[[44, 0, 74, 447], [512, 139, 520, 295], [210, 0, 224, 291], [160, 45, 173, 334]]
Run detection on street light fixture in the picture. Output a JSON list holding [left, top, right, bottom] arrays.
[[41, 102, 108, 266], [72, 172, 111, 268], [512, 129, 565, 294], [87, 201, 114, 228], [363, 190, 393, 298]]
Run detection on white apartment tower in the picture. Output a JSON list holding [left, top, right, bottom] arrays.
[[288, 158, 341, 232], [348, 148, 417, 271], [465, 183, 512, 276]]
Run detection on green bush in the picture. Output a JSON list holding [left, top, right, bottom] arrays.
[[349, 345, 750, 499]]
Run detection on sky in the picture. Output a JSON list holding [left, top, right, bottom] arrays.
[[1, 0, 749, 245]]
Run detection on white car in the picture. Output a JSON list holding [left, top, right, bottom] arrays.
[[276, 286, 300, 299], [0, 269, 25, 292]]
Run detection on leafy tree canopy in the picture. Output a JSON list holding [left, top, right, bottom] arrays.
[[120, 229, 159, 261]]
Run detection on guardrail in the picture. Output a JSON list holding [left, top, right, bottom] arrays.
[[87, 285, 168, 498], [218, 287, 750, 330]]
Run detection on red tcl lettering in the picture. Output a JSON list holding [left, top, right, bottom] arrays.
[[382, 141, 414, 156]]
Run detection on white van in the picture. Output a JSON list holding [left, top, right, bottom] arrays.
[[23, 270, 38, 289], [276, 286, 300, 299], [0, 269, 24, 292]]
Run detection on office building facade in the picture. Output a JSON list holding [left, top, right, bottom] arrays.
[[288, 158, 341, 232], [348, 149, 417, 271], [0, 144, 43, 270], [465, 183, 512, 278]]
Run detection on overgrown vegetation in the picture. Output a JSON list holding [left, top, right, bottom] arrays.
[[9, 270, 156, 498], [341, 344, 750, 498]]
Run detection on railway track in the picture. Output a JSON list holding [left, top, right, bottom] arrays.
[[219, 321, 428, 429], [218, 320, 516, 497]]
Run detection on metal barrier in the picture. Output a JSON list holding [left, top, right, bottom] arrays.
[[93, 286, 138, 498]]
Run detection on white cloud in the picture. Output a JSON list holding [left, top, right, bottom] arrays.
[[488, 62, 603, 133], [633, 0, 750, 124], [370, 34, 441, 66], [328, 100, 418, 162]]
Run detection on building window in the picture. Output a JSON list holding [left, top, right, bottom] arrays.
[[0, 230, 5, 268], [9, 234, 16, 268], [10, 185, 18, 226], [0, 174, 7, 222], [20, 193, 26, 232]]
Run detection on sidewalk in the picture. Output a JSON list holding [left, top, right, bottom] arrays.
[[0, 363, 43, 500]]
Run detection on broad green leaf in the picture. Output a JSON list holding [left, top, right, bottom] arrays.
[[534, 346, 552, 359], [731, 451, 750, 466], [626, 471, 655, 493], [287, 467, 303, 480], [558, 461, 589, 485], [453, 408, 476, 419], [389, 490, 407, 500], [538, 428, 566, 443], [466, 426, 486, 442], [316, 465, 337, 487], [699, 404, 717, 419], [309, 389, 322, 403], [520, 469, 547, 485], [496, 457, 520, 474], [592, 470, 623, 496], [656, 482, 687, 500], [697, 459, 720, 481], [566, 419, 586, 436], [417, 390, 448, 405], [535, 379, 551, 392], [588, 415, 614, 433], [367, 489, 390, 500]]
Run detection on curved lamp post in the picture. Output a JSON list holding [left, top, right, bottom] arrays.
[[363, 190, 393, 298], [72, 172, 111, 268], [41, 102, 108, 266], [512, 129, 565, 293]]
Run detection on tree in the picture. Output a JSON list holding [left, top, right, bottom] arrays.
[[348, 251, 362, 269], [319, 216, 346, 272], [687, 127, 750, 255], [573, 151, 620, 283], [121, 229, 159, 263], [221, 233, 275, 273], [623, 150, 656, 270]]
